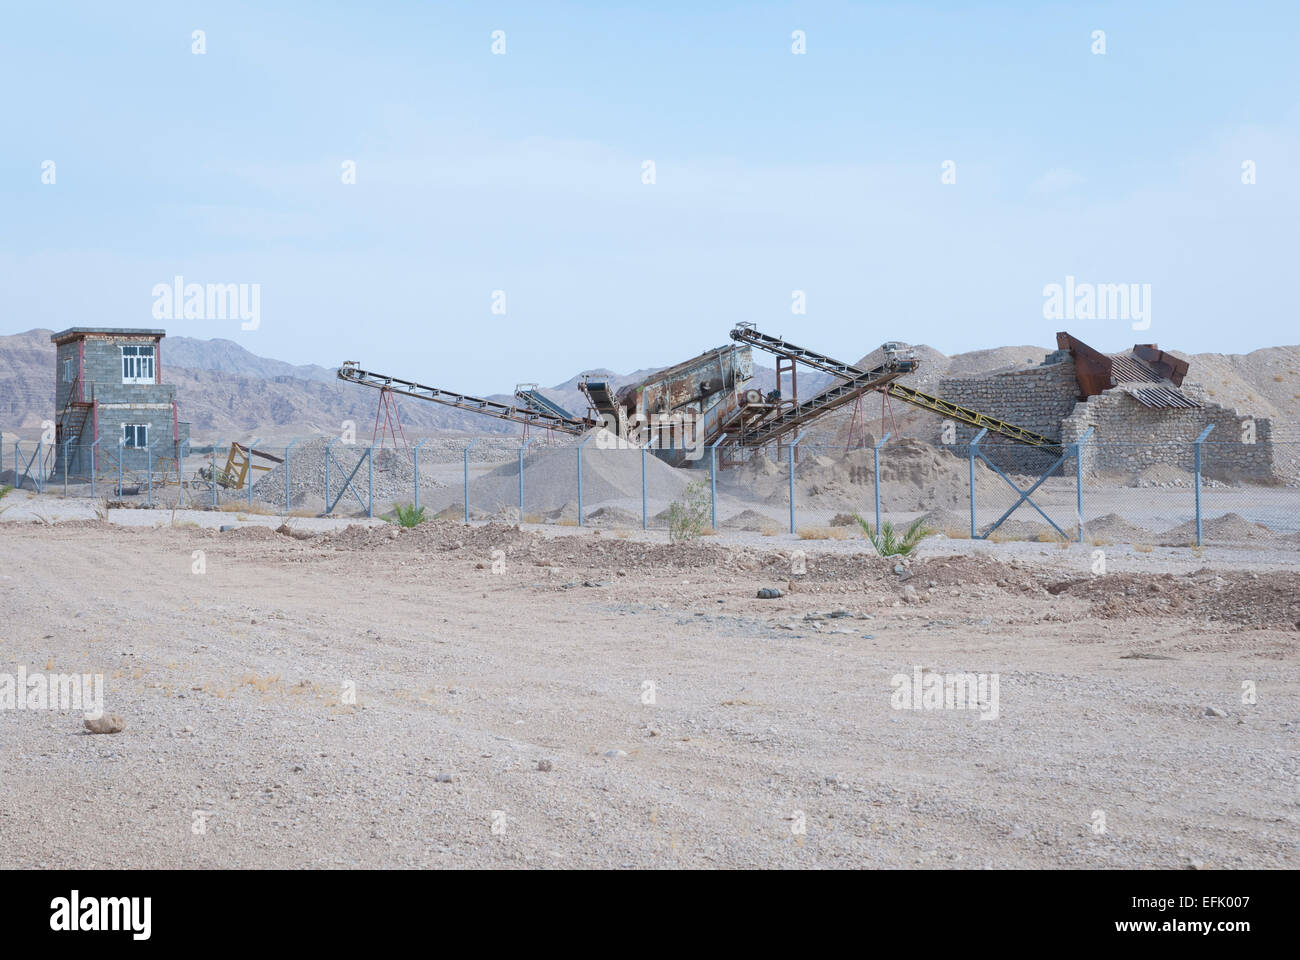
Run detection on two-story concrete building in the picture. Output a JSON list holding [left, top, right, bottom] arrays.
[[50, 327, 190, 479]]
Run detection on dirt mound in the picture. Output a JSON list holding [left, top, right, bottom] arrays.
[[1047, 568, 1300, 630], [760, 440, 1001, 511], [313, 518, 534, 554], [543, 501, 580, 523], [1130, 463, 1195, 488], [721, 509, 781, 531], [1158, 512, 1277, 546], [1082, 513, 1158, 543], [919, 508, 968, 532], [585, 505, 642, 527], [218, 525, 284, 540]]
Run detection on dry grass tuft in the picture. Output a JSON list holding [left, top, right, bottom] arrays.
[[797, 527, 852, 540], [239, 672, 282, 693]]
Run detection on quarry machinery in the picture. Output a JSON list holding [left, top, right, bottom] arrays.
[[338, 326, 1060, 470], [337, 362, 599, 435], [338, 346, 759, 468], [727, 324, 1063, 451], [578, 344, 755, 465]]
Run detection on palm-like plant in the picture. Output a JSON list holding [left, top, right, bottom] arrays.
[[852, 514, 932, 556]]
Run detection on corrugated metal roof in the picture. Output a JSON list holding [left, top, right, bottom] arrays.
[[1120, 384, 1202, 408], [1106, 351, 1199, 407], [1107, 353, 1162, 384]]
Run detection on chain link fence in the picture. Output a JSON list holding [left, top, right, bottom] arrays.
[[4, 431, 1298, 548]]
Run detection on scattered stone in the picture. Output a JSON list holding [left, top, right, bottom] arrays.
[[757, 587, 783, 599], [902, 585, 919, 603], [1203, 706, 1227, 718], [434, 772, 456, 783], [536, 759, 553, 772], [84, 714, 125, 734], [603, 749, 628, 758]]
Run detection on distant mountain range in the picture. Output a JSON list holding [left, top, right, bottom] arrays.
[[0, 329, 833, 442], [3, 328, 1294, 444]]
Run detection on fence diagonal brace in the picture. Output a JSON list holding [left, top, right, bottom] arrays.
[[976, 446, 1070, 540], [326, 447, 370, 513]]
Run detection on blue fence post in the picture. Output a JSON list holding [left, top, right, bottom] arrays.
[[63, 437, 72, 496], [1074, 427, 1093, 542], [577, 431, 596, 527], [641, 446, 648, 530], [211, 447, 218, 508], [464, 438, 479, 523], [324, 439, 334, 514], [284, 440, 300, 516], [367, 445, 374, 519], [969, 428, 988, 539], [247, 438, 260, 508], [118, 439, 124, 498], [788, 431, 807, 534], [873, 431, 891, 532], [1193, 425, 1214, 546], [89, 439, 99, 500], [146, 446, 153, 507], [709, 433, 728, 530], [412, 439, 426, 512], [518, 436, 534, 523]]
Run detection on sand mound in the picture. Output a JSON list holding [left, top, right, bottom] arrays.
[[472, 432, 690, 513], [1083, 512, 1157, 543], [919, 508, 968, 532], [585, 505, 642, 527], [721, 508, 781, 531], [1159, 512, 1276, 546], [733, 439, 1000, 511]]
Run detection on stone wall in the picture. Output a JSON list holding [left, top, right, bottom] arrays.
[[1059, 388, 1277, 482], [930, 357, 1082, 474]]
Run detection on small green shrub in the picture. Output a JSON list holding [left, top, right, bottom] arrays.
[[852, 515, 933, 556], [667, 480, 711, 541], [390, 503, 426, 528]]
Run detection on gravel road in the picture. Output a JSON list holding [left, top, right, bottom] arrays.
[[1, 519, 1296, 868]]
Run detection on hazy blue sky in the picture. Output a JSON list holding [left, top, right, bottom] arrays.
[[2, 1, 1296, 392]]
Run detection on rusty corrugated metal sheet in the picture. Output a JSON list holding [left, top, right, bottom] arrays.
[[1120, 384, 1201, 408], [1107, 353, 1163, 384]]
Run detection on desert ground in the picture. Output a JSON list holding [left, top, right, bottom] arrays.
[[1, 505, 1297, 869]]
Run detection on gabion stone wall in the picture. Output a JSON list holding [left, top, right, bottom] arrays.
[[930, 357, 1082, 474], [1060, 389, 1277, 482]]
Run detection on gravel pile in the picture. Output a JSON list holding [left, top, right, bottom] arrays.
[[413, 436, 572, 464], [251, 438, 445, 510], [469, 440, 690, 514]]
